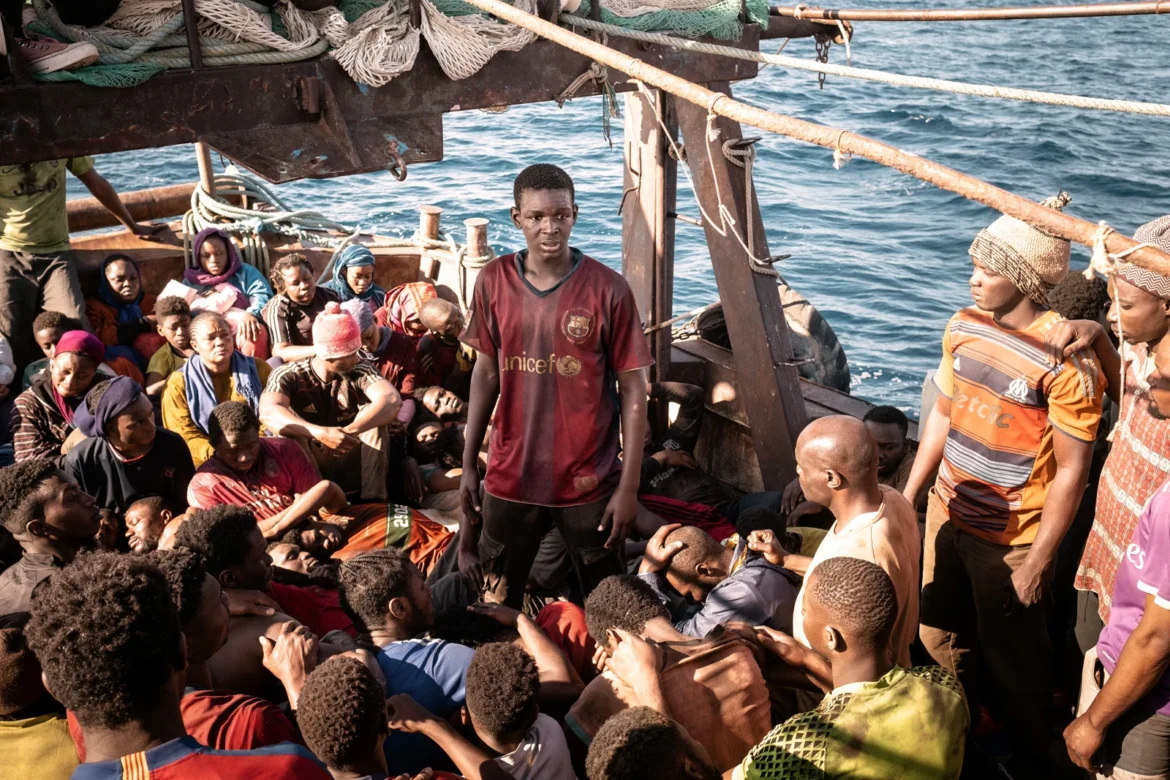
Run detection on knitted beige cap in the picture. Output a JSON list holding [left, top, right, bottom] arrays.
[[969, 191, 1072, 305], [1115, 214, 1170, 300]]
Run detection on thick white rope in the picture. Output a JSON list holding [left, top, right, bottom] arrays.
[[563, 14, 1170, 117]]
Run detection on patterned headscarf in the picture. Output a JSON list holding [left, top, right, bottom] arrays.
[[1115, 215, 1170, 300], [382, 281, 437, 339]]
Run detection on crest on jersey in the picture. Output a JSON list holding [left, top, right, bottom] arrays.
[[1004, 376, 1030, 403], [562, 309, 593, 343], [557, 355, 582, 377]]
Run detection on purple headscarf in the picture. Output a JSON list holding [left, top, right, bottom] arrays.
[[186, 228, 249, 309], [73, 376, 143, 438]]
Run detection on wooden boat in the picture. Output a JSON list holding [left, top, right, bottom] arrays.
[[8, 6, 889, 495]]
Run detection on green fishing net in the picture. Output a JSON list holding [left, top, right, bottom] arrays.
[[33, 62, 167, 87]]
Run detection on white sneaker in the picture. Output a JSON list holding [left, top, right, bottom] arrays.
[[18, 34, 99, 74]]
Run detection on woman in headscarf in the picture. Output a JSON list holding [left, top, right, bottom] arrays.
[[85, 254, 164, 368], [10, 331, 106, 465], [63, 376, 194, 515], [161, 310, 270, 467], [379, 281, 437, 340], [320, 244, 385, 312], [181, 227, 273, 359]]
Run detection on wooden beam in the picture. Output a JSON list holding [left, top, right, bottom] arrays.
[[675, 81, 806, 488], [621, 89, 676, 383]]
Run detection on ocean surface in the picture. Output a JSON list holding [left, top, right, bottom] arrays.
[[68, 2, 1170, 415]]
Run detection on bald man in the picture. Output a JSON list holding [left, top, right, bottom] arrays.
[[752, 415, 921, 667], [637, 521, 800, 638]]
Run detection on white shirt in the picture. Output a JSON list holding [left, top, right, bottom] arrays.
[[491, 713, 577, 779]]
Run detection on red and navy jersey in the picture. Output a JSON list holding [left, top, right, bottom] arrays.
[[461, 250, 653, 506], [70, 736, 330, 779]]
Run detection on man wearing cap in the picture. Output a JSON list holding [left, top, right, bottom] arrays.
[[260, 301, 402, 501], [905, 193, 1104, 775], [1044, 214, 1170, 653], [10, 330, 106, 465], [64, 375, 194, 516]]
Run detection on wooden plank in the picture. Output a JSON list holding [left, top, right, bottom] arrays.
[[621, 89, 677, 388], [675, 83, 807, 488]]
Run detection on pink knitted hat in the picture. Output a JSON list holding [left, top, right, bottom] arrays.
[[312, 302, 362, 360]]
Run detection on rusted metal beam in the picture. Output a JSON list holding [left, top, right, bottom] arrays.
[[676, 82, 806, 489], [0, 35, 758, 180]]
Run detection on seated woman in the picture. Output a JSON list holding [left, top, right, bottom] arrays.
[[85, 254, 164, 369], [64, 376, 194, 516], [378, 280, 437, 341], [320, 245, 385, 313], [261, 253, 340, 364], [10, 331, 105, 466], [161, 311, 270, 467], [22, 311, 141, 390], [182, 228, 272, 359]]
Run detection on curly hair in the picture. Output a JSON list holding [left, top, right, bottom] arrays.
[[153, 296, 191, 320], [32, 311, 80, 335], [269, 253, 315, 296], [0, 459, 61, 536], [513, 163, 575, 208], [298, 655, 387, 772], [144, 548, 208, 626], [338, 549, 411, 633], [807, 556, 898, 652], [1048, 269, 1110, 322], [23, 552, 182, 729], [584, 575, 669, 646], [207, 400, 260, 448], [586, 707, 697, 780], [174, 505, 257, 576], [465, 642, 538, 740]]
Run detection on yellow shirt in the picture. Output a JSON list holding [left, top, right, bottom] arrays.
[[0, 157, 94, 254], [161, 359, 271, 467], [0, 713, 79, 780]]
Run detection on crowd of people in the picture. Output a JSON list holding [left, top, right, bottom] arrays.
[[2, 150, 1170, 780]]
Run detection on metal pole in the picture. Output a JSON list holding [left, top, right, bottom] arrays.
[[195, 143, 216, 198], [769, 0, 1170, 21], [475, 0, 1170, 275]]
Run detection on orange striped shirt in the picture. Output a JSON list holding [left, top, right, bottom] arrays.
[[934, 308, 1103, 545]]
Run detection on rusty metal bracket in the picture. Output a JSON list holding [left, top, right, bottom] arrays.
[[298, 76, 322, 115], [386, 142, 408, 181]]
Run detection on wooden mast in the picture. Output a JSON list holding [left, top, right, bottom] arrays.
[[675, 82, 806, 488], [622, 88, 678, 429]]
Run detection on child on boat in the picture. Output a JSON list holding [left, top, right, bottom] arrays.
[[180, 227, 272, 360], [262, 253, 341, 364], [85, 253, 165, 369], [143, 296, 194, 397], [320, 244, 385, 312], [22, 310, 143, 389]]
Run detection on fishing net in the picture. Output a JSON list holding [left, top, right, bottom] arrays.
[[25, 0, 759, 88]]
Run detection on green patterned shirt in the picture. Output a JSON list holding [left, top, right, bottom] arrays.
[[733, 666, 968, 779]]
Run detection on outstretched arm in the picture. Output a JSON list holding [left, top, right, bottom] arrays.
[[76, 169, 163, 237]]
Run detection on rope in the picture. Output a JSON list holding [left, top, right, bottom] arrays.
[[561, 14, 1170, 117], [770, 1, 1170, 21]]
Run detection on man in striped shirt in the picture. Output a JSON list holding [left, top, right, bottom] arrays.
[[905, 193, 1103, 776]]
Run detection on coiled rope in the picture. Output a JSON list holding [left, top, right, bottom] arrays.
[[561, 13, 1170, 117]]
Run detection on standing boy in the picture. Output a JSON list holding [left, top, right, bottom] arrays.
[[905, 193, 1103, 775], [458, 163, 652, 607]]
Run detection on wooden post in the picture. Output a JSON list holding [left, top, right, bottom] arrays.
[[675, 82, 806, 488], [195, 142, 216, 198], [621, 89, 676, 391]]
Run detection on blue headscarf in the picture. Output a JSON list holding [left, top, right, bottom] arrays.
[[321, 245, 385, 304], [99, 254, 145, 324], [181, 351, 263, 435], [74, 376, 143, 438]]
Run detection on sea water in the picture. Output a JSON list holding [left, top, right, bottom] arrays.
[[70, 2, 1170, 414]]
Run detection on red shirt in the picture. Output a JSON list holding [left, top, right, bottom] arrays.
[[68, 690, 298, 761], [70, 736, 328, 780], [267, 581, 355, 637], [187, 438, 320, 521], [461, 250, 652, 506]]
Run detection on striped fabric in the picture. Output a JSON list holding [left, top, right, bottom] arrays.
[[10, 378, 74, 467], [1075, 341, 1170, 622], [933, 308, 1103, 546]]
